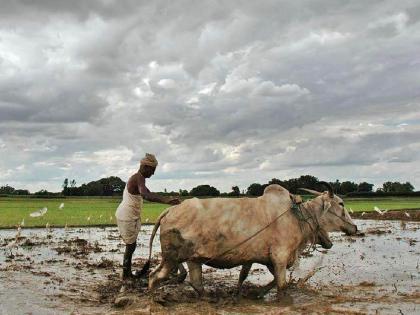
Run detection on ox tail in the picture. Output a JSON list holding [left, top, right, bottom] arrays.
[[136, 207, 172, 277]]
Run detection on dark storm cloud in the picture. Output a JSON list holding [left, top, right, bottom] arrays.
[[0, 0, 419, 192]]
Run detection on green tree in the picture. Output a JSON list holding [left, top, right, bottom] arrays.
[[246, 183, 264, 196], [340, 181, 358, 194], [401, 182, 414, 192], [381, 181, 414, 193], [190, 185, 220, 197], [62, 178, 69, 195], [82, 182, 104, 196], [382, 181, 393, 192], [34, 189, 51, 196], [0, 185, 15, 194], [14, 189, 30, 195], [229, 186, 240, 196], [330, 180, 341, 194], [357, 182, 373, 192], [179, 189, 189, 196], [98, 177, 125, 195]]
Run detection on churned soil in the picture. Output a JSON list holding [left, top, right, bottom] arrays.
[[351, 209, 420, 221], [1, 221, 419, 314]]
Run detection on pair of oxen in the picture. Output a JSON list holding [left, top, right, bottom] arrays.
[[141, 182, 358, 299]]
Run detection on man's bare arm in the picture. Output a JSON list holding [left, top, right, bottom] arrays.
[[138, 176, 180, 205]]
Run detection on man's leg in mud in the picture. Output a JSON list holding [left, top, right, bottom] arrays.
[[122, 242, 136, 279]]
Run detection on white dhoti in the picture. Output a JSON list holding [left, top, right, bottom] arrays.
[[117, 219, 141, 244], [115, 185, 143, 244]]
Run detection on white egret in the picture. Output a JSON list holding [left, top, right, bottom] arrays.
[[30, 207, 47, 217], [374, 206, 389, 215]]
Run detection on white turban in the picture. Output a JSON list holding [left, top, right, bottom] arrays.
[[140, 153, 158, 167]]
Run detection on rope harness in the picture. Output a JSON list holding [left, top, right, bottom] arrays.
[[204, 194, 321, 265], [161, 195, 334, 289], [203, 204, 291, 265], [291, 199, 322, 253]]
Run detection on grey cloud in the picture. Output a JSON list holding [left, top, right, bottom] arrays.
[[1, 0, 419, 192]]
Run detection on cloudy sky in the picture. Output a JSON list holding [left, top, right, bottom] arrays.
[[1, 0, 419, 193]]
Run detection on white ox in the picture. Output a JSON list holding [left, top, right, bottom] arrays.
[[147, 183, 357, 299]]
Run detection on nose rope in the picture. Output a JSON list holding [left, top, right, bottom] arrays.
[[326, 205, 353, 224]]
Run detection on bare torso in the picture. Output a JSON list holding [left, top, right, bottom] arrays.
[[127, 173, 144, 195]]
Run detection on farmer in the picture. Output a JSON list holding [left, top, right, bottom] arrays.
[[115, 153, 180, 280]]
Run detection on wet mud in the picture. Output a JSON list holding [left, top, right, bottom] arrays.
[[1, 220, 419, 314], [351, 209, 420, 221]]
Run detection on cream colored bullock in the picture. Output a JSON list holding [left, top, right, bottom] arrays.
[[147, 183, 357, 299]]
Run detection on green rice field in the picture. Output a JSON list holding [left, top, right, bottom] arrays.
[[0, 196, 419, 228], [0, 197, 167, 229]]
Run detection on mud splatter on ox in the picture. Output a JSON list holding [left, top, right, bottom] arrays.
[[148, 184, 357, 298]]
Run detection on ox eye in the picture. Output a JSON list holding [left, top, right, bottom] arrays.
[[339, 202, 344, 207]]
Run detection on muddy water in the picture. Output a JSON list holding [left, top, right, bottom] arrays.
[[0, 220, 419, 314]]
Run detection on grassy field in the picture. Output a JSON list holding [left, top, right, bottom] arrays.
[[344, 197, 420, 212], [0, 197, 167, 229], [0, 196, 419, 228]]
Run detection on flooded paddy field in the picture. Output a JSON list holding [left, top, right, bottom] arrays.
[[1, 220, 419, 314]]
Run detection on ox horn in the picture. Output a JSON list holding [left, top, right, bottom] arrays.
[[298, 188, 322, 196], [318, 181, 334, 198]]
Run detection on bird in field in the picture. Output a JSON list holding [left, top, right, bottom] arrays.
[[30, 207, 48, 217], [6, 225, 23, 251], [404, 212, 410, 218], [59, 203, 64, 209], [16, 225, 22, 239], [361, 212, 366, 216], [374, 206, 389, 215]]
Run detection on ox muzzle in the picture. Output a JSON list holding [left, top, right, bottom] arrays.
[[342, 222, 358, 236], [317, 228, 333, 249]]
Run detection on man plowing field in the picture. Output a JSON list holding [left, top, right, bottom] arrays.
[[115, 153, 180, 280]]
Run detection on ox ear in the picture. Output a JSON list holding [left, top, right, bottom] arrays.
[[298, 188, 322, 196], [322, 200, 332, 217]]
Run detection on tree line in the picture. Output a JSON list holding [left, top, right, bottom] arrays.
[[0, 175, 415, 197]]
